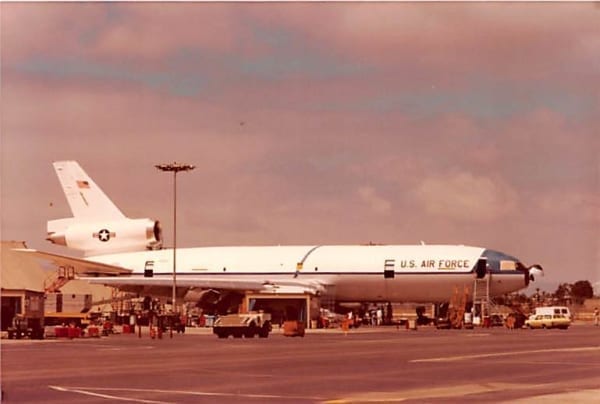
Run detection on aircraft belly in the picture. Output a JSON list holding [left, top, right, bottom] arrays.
[[489, 274, 526, 296], [332, 273, 525, 302]]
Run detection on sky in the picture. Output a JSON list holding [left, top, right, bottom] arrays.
[[1, 2, 598, 293]]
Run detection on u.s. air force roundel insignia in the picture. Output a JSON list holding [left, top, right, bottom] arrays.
[[93, 229, 115, 242]]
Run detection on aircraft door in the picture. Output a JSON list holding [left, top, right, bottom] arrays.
[[475, 258, 487, 279], [144, 260, 154, 277], [384, 259, 395, 279]]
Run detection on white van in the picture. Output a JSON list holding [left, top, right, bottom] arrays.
[[534, 306, 571, 321]]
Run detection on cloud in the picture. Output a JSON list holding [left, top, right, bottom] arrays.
[[415, 172, 518, 222], [494, 108, 598, 192], [357, 186, 392, 215], [13, 57, 207, 97], [538, 191, 600, 225], [1, 2, 597, 285]]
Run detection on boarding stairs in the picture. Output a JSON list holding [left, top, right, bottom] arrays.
[[44, 266, 75, 293], [473, 272, 497, 324]]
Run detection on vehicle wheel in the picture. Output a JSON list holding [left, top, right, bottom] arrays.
[[258, 323, 270, 338], [245, 322, 257, 338], [215, 330, 228, 339], [233, 330, 243, 338]]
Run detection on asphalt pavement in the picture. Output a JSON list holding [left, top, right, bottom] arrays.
[[2, 324, 599, 403]]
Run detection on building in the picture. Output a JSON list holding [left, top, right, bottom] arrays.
[[1, 241, 113, 332], [1, 241, 46, 331]]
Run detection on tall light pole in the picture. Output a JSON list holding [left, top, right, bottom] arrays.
[[155, 162, 195, 318]]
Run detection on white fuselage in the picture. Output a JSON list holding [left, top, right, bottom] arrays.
[[89, 244, 527, 302]]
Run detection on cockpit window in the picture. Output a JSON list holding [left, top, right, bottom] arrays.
[[481, 249, 520, 272]]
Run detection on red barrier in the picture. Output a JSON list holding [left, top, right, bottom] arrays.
[[55, 327, 68, 338], [67, 327, 81, 339]]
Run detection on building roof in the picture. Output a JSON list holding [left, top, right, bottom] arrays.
[[1, 241, 46, 292], [1, 241, 112, 301]]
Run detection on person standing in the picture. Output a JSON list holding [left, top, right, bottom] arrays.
[[594, 307, 599, 327]]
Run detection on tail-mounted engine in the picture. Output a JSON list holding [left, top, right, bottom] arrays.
[[47, 218, 163, 255]]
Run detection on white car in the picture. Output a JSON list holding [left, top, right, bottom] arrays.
[[525, 314, 570, 329]]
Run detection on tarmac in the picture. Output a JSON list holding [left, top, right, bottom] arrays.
[[2, 324, 599, 403]]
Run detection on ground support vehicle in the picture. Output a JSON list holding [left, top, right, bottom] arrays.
[[283, 320, 305, 337], [213, 312, 272, 339], [43, 312, 92, 338], [525, 314, 570, 329], [435, 317, 451, 329], [157, 313, 186, 334], [7, 315, 44, 340], [533, 306, 572, 321]]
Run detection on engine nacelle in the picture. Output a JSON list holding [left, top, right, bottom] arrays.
[[184, 288, 243, 314], [47, 218, 162, 255], [184, 288, 221, 305]]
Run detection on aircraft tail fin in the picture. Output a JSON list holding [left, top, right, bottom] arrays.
[[48, 161, 162, 255], [53, 161, 125, 221]]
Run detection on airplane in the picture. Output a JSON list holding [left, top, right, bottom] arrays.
[[18, 161, 543, 312]]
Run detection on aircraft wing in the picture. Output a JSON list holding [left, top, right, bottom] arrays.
[[84, 276, 327, 295], [13, 249, 133, 276], [14, 248, 326, 295]]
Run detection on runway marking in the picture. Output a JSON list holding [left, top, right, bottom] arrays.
[[410, 346, 600, 363], [97, 346, 155, 352], [325, 382, 544, 403], [49, 386, 170, 403], [507, 360, 600, 367], [49, 386, 323, 401], [506, 388, 600, 403]]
